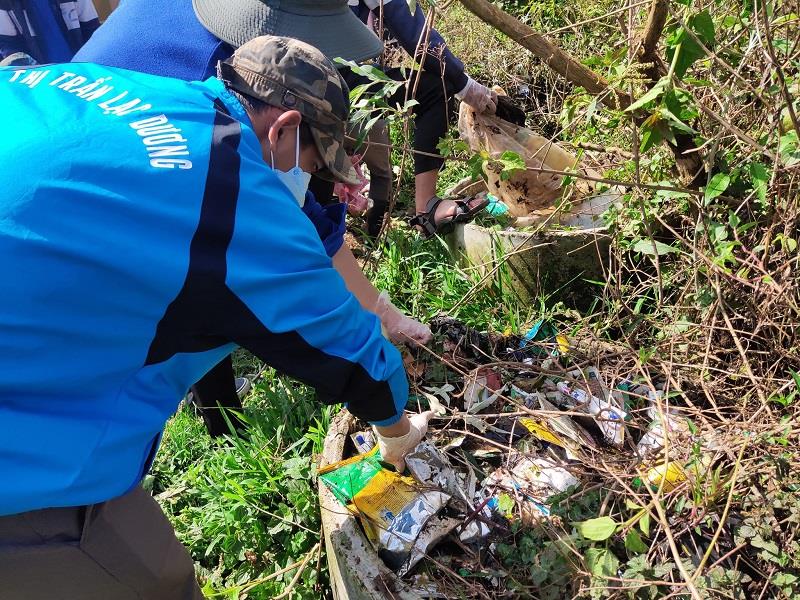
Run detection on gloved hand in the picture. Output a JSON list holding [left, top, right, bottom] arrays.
[[374, 291, 432, 347], [455, 76, 498, 114], [374, 411, 435, 471], [334, 154, 372, 216]]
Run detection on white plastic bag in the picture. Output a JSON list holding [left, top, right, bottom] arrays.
[[458, 103, 591, 218]]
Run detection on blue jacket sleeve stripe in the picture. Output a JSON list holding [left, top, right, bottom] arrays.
[[301, 190, 346, 257], [146, 99, 406, 424]]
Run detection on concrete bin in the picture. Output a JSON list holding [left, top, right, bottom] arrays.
[[446, 222, 611, 308]]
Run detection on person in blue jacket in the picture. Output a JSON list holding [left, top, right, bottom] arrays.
[[75, 0, 433, 437], [0, 0, 100, 64], [0, 35, 431, 599]]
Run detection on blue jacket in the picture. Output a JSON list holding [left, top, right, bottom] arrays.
[[73, 0, 347, 257], [0, 0, 99, 63], [0, 62, 407, 516]]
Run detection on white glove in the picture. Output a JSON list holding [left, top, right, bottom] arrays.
[[374, 411, 435, 471], [374, 291, 432, 347], [455, 76, 498, 114]]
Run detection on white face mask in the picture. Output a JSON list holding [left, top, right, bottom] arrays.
[[271, 128, 311, 208]]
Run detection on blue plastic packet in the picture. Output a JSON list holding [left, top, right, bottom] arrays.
[[485, 193, 509, 216]]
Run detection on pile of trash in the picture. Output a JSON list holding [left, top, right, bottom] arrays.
[[319, 317, 714, 597]]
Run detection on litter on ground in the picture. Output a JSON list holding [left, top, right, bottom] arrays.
[[319, 317, 717, 598]]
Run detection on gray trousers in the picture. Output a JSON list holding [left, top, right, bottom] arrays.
[[0, 486, 204, 600], [348, 118, 392, 206]]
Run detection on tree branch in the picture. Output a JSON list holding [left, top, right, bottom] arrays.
[[458, 0, 632, 109]]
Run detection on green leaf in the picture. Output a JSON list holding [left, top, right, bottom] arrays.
[[666, 29, 701, 79], [639, 122, 663, 153], [711, 222, 728, 243], [704, 173, 730, 204], [497, 150, 526, 181], [626, 78, 669, 112], [772, 13, 799, 26], [632, 238, 678, 256], [585, 97, 598, 121], [750, 534, 780, 554], [639, 512, 651, 536], [668, 88, 700, 121], [466, 152, 487, 182], [496, 493, 515, 516], [585, 547, 620, 579], [659, 107, 697, 135], [652, 561, 675, 578], [773, 573, 798, 587], [791, 370, 800, 391], [334, 58, 393, 82], [779, 131, 800, 165], [748, 162, 768, 203], [576, 516, 618, 541], [665, 12, 714, 80], [691, 10, 716, 47], [625, 529, 649, 554]]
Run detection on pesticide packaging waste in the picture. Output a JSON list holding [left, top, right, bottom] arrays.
[[484, 451, 580, 525], [645, 461, 688, 492], [405, 442, 491, 547], [458, 102, 594, 218], [464, 368, 504, 413], [406, 442, 494, 545], [511, 454, 580, 494], [319, 446, 450, 573], [510, 387, 599, 456], [485, 472, 551, 523], [405, 442, 466, 501], [351, 429, 376, 454], [635, 400, 693, 491], [556, 381, 627, 446], [484, 192, 509, 216]]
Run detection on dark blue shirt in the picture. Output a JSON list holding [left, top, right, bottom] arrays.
[[0, 0, 100, 64], [73, 0, 230, 81], [28, 0, 72, 62], [349, 0, 468, 92]]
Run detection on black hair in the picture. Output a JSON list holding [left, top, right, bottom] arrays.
[[298, 121, 314, 146], [227, 88, 271, 114]]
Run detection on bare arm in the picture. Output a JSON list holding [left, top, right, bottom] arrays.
[[332, 244, 380, 312]]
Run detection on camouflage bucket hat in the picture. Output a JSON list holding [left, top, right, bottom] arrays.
[[219, 35, 358, 184]]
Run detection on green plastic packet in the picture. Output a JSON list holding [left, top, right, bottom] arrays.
[[319, 446, 384, 505]]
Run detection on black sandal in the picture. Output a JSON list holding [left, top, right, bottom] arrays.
[[409, 195, 489, 239]]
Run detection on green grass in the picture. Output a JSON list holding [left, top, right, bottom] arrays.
[[153, 367, 333, 599], [370, 223, 549, 333]]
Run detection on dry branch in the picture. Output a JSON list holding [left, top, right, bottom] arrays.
[[638, 0, 668, 82], [457, 0, 633, 109]]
